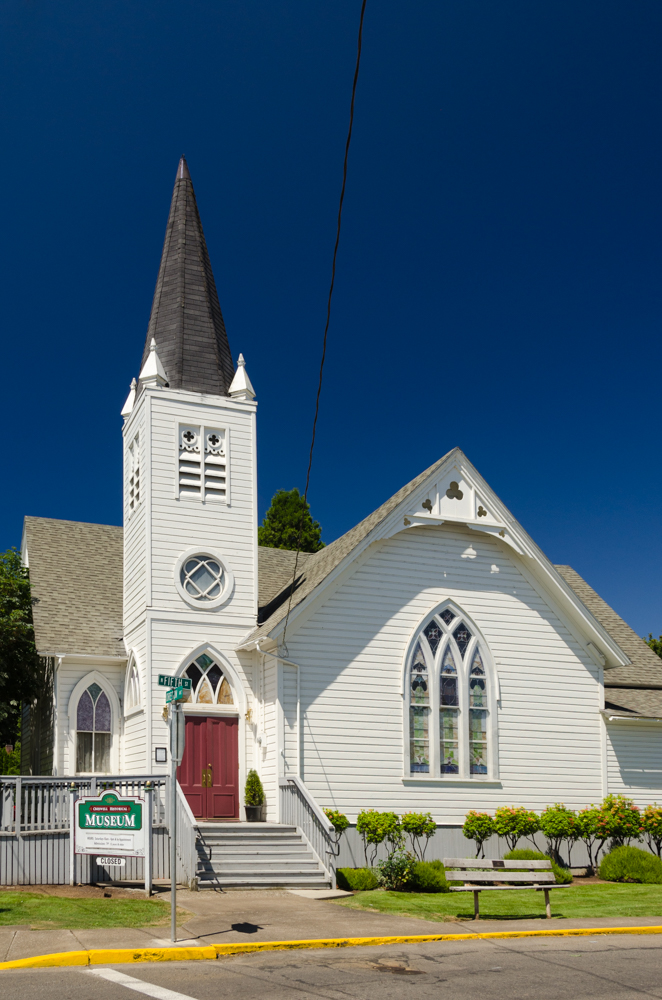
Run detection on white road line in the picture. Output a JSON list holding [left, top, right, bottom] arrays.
[[85, 967, 198, 1000]]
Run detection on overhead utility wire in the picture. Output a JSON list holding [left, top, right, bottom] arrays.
[[281, 0, 368, 650]]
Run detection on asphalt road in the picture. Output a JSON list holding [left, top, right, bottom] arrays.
[[3, 935, 662, 1000]]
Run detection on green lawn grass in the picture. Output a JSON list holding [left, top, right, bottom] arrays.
[[335, 884, 662, 922], [0, 892, 173, 930]]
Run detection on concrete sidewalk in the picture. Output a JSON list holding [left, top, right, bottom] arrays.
[[1, 887, 662, 964]]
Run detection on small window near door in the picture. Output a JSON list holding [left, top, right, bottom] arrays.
[[182, 654, 233, 705], [77, 683, 111, 772]]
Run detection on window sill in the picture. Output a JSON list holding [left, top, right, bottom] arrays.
[[402, 776, 502, 786]]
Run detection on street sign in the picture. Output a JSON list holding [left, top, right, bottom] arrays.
[[158, 675, 192, 689], [166, 686, 186, 704], [75, 791, 145, 857], [170, 704, 186, 763]]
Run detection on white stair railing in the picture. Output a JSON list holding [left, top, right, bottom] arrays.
[[279, 776, 335, 886], [174, 779, 198, 886]]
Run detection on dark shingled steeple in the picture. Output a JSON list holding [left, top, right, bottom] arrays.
[[141, 157, 235, 396]]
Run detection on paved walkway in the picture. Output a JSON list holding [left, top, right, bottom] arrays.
[[1, 887, 662, 964]]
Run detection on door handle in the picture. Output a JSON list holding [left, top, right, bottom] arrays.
[[201, 766, 213, 787]]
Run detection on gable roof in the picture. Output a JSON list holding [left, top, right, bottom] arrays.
[[241, 450, 456, 646], [23, 517, 125, 658], [140, 156, 235, 397], [604, 689, 662, 718], [555, 565, 662, 690], [21, 517, 311, 656]]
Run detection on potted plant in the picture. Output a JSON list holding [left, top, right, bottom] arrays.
[[244, 769, 265, 821]]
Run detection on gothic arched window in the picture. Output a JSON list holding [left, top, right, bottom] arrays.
[[76, 683, 112, 773], [124, 656, 141, 713], [182, 653, 233, 705], [406, 607, 493, 778]]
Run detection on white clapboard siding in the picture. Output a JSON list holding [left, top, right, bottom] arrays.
[[260, 656, 278, 820], [118, 383, 258, 782], [282, 663, 298, 777], [282, 523, 603, 823], [606, 722, 662, 805], [56, 661, 125, 776]]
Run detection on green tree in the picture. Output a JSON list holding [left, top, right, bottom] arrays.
[[493, 806, 539, 853], [539, 803, 578, 866], [597, 794, 643, 847], [645, 634, 662, 658], [401, 812, 437, 860], [642, 804, 662, 858], [258, 489, 324, 552], [575, 806, 604, 869], [0, 549, 40, 745], [463, 810, 496, 858]]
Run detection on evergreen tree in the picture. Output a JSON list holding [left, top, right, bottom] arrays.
[[645, 634, 662, 659], [258, 488, 325, 552], [0, 549, 40, 744]]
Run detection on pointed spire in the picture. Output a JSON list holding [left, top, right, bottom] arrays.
[[140, 157, 235, 396], [228, 353, 256, 401], [139, 338, 167, 387], [121, 377, 138, 418]]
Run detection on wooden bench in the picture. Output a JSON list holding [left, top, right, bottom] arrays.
[[443, 857, 569, 919]]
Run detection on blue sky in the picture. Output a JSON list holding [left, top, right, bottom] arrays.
[[1, 1, 660, 636]]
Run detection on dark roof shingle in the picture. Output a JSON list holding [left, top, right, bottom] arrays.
[[555, 565, 662, 690], [140, 157, 235, 396], [24, 517, 125, 657]]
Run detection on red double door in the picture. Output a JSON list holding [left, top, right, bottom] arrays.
[[177, 716, 239, 820]]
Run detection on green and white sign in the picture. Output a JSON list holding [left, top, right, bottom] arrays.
[[158, 675, 192, 690], [165, 686, 185, 704], [75, 791, 145, 857]]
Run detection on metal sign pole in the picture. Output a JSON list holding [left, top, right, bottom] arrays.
[[144, 781, 153, 897], [69, 782, 77, 887], [170, 705, 178, 943]]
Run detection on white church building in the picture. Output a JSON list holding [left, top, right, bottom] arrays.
[[20, 158, 662, 844]]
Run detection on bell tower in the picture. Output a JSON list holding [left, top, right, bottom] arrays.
[[120, 158, 257, 774]]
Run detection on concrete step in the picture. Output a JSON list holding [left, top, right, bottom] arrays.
[[198, 844, 310, 864], [199, 833, 302, 846], [198, 875, 330, 889], [198, 860, 323, 873]]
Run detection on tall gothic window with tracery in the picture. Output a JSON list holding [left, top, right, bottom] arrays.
[[76, 683, 111, 773], [407, 608, 492, 778]]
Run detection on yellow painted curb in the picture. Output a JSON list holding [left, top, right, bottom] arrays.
[[2, 926, 662, 971]]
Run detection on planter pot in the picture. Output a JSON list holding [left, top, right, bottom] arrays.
[[245, 804, 264, 822]]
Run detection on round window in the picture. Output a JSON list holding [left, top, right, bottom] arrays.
[[174, 549, 234, 609], [180, 556, 223, 601]]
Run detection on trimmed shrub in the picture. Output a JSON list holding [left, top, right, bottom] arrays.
[[504, 849, 573, 885], [324, 809, 349, 833], [463, 811, 496, 858], [407, 860, 449, 893], [599, 846, 662, 884], [596, 794, 643, 847], [244, 769, 264, 807], [494, 806, 539, 852], [336, 867, 379, 891], [575, 806, 602, 869], [376, 849, 415, 891], [356, 810, 403, 865], [642, 805, 662, 858], [401, 812, 436, 860], [539, 804, 577, 866]]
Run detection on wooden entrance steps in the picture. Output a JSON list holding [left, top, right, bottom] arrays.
[[195, 823, 331, 889]]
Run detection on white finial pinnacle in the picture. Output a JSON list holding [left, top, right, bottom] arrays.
[[229, 352, 255, 401], [139, 338, 167, 388], [121, 377, 138, 418]]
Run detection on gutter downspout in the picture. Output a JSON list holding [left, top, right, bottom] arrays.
[[256, 641, 301, 779]]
